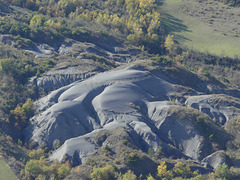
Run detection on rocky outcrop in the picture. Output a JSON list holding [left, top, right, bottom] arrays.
[[23, 62, 238, 167], [30, 67, 100, 93], [27, 38, 145, 93], [201, 151, 232, 169], [24, 43, 55, 58], [186, 94, 240, 126]]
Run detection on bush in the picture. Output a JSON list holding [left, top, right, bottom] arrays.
[[157, 161, 167, 177], [24, 157, 71, 179], [214, 163, 231, 179], [126, 152, 140, 166], [10, 98, 34, 128], [119, 170, 137, 180], [29, 148, 45, 160], [104, 145, 111, 151], [172, 162, 196, 179], [55, 142, 60, 149], [91, 164, 117, 180], [57, 163, 71, 179], [25, 159, 43, 179]]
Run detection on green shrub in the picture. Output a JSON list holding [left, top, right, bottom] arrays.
[[91, 164, 117, 180], [172, 162, 197, 178], [126, 152, 140, 166], [104, 145, 111, 151], [122, 139, 129, 145], [214, 163, 231, 179], [25, 159, 43, 179], [147, 148, 154, 156], [119, 170, 137, 180], [56, 141, 61, 149]]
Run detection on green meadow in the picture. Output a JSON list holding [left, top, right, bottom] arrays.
[[0, 159, 18, 180], [161, 0, 240, 57]]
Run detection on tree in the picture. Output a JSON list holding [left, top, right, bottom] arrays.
[[164, 35, 176, 54], [157, 161, 167, 177], [30, 15, 43, 27], [25, 159, 42, 179], [119, 170, 137, 180], [172, 162, 195, 178], [126, 152, 140, 166], [91, 164, 117, 180], [57, 163, 71, 179], [29, 148, 45, 160], [215, 163, 231, 179], [147, 174, 155, 180]]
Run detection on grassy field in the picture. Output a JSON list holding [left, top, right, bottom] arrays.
[[0, 158, 18, 180], [161, 0, 240, 57]]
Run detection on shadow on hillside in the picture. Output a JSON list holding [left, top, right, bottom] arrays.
[[162, 13, 191, 42]]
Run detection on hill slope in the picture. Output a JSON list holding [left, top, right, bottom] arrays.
[[23, 60, 239, 171], [1, 0, 240, 179]]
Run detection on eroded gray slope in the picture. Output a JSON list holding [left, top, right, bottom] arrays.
[[24, 67, 174, 147], [186, 94, 240, 126], [23, 61, 238, 168], [28, 38, 144, 94]]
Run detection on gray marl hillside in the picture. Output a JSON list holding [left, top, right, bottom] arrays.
[[23, 60, 240, 170]]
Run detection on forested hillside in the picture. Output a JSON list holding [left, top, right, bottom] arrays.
[[1, 0, 165, 53], [1, 0, 240, 179]]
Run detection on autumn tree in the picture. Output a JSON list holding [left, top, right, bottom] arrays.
[[164, 34, 176, 55], [157, 161, 167, 177], [119, 170, 137, 180], [91, 164, 117, 180]]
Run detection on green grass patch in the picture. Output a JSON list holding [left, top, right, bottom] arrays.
[[0, 158, 18, 180], [161, 0, 240, 57]]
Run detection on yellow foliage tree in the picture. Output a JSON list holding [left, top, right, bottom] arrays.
[[157, 161, 167, 177], [91, 164, 117, 180], [164, 34, 176, 54], [147, 174, 155, 180], [139, 0, 155, 10], [30, 15, 43, 27]]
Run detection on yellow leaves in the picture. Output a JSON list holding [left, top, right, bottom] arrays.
[[29, 148, 45, 160], [57, 163, 71, 179], [11, 104, 23, 120], [157, 161, 167, 177], [111, 14, 122, 28], [147, 174, 155, 180], [198, 67, 203, 74], [147, 12, 161, 34], [139, 0, 155, 10], [165, 35, 176, 54], [30, 14, 43, 27], [91, 164, 117, 180], [10, 98, 34, 128], [173, 161, 195, 178], [165, 35, 174, 50], [120, 170, 137, 180], [24, 157, 71, 179]]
